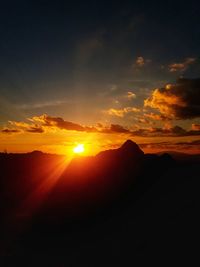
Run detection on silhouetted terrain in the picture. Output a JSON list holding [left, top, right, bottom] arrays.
[[0, 140, 199, 266]]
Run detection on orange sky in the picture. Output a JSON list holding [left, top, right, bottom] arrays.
[[1, 126, 200, 155], [1, 2, 200, 155], [1, 81, 200, 155]]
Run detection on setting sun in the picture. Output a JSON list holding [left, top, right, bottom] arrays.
[[73, 144, 85, 154]]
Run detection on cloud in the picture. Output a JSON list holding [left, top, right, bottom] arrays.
[[25, 126, 44, 133], [139, 140, 200, 153], [135, 56, 152, 67], [162, 125, 186, 135], [3, 114, 200, 137], [4, 115, 131, 135], [8, 114, 98, 133], [144, 113, 169, 121], [135, 56, 151, 68], [18, 100, 68, 109], [105, 107, 140, 117], [191, 124, 200, 131], [144, 78, 200, 120], [136, 56, 145, 67], [137, 117, 150, 124], [83, 126, 98, 132], [131, 124, 200, 137], [169, 57, 196, 72], [102, 124, 130, 134], [30, 114, 86, 131], [176, 140, 200, 146], [126, 91, 136, 99], [1, 128, 21, 134], [9, 121, 44, 134]]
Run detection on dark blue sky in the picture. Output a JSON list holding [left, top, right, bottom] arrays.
[[0, 0, 200, 125]]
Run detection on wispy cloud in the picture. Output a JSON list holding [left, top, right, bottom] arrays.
[[168, 57, 196, 72], [101, 124, 130, 134], [1, 128, 21, 134], [136, 56, 145, 67], [131, 125, 200, 137], [126, 91, 136, 99], [9, 121, 44, 133], [139, 140, 200, 153], [18, 100, 68, 109], [135, 56, 151, 67], [105, 107, 140, 117], [144, 113, 169, 121]]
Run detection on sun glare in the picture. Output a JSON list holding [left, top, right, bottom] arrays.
[[73, 144, 85, 154]]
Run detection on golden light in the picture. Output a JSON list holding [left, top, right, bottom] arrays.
[[73, 144, 85, 154]]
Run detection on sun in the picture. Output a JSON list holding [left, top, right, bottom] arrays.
[[73, 144, 85, 154]]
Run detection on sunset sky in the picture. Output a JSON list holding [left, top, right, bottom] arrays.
[[0, 0, 200, 154]]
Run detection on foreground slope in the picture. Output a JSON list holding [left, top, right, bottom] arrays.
[[0, 140, 199, 266]]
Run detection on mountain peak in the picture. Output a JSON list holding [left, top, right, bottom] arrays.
[[120, 140, 144, 158]]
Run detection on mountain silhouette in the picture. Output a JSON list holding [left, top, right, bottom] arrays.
[[0, 140, 199, 266], [0, 140, 176, 221], [38, 140, 174, 219], [97, 139, 144, 159], [119, 139, 144, 157]]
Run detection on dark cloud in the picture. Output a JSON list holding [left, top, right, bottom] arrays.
[[192, 124, 200, 131], [30, 115, 99, 132], [144, 78, 200, 120], [25, 126, 44, 133], [110, 124, 130, 133], [100, 124, 130, 134], [5, 115, 100, 134], [1, 128, 21, 134], [139, 139, 200, 153], [187, 130, 200, 136], [3, 114, 200, 137], [33, 115, 85, 131], [175, 140, 200, 145], [132, 125, 200, 137]]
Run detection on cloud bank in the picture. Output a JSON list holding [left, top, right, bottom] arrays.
[[1, 114, 200, 137]]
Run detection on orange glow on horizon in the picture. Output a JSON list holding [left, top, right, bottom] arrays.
[[1, 129, 200, 155]]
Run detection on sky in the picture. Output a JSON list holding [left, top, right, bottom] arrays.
[[0, 0, 200, 154]]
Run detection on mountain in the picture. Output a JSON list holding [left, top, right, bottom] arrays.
[[0, 140, 199, 266], [38, 140, 174, 219], [0, 140, 176, 221], [97, 139, 144, 159], [120, 139, 144, 157], [158, 151, 200, 162]]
